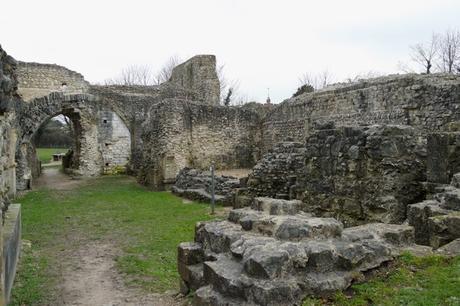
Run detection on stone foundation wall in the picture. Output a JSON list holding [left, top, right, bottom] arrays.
[[262, 74, 460, 153], [17, 62, 89, 102]]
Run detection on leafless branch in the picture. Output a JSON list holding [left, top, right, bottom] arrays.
[[438, 29, 460, 73], [154, 55, 181, 84], [410, 33, 439, 74], [298, 70, 335, 90]]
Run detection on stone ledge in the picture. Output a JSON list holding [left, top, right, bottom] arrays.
[[3, 204, 21, 305]]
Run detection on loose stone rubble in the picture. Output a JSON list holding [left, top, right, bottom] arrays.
[[178, 197, 420, 306]]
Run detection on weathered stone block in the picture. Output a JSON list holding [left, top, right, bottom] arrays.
[[428, 214, 460, 248], [178, 242, 204, 265], [274, 217, 343, 241], [252, 197, 303, 215]]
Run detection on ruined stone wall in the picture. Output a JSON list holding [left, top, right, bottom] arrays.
[[0, 44, 21, 305], [262, 74, 460, 153], [17, 62, 89, 102], [188, 104, 261, 169], [0, 45, 19, 205], [138, 99, 261, 189], [98, 110, 131, 173], [169, 55, 220, 105], [247, 124, 426, 227], [88, 85, 160, 175]]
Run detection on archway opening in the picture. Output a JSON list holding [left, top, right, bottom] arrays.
[[33, 114, 74, 167]]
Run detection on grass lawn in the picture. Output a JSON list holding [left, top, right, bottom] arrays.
[[36, 148, 68, 164], [11, 176, 218, 305], [303, 253, 460, 306]]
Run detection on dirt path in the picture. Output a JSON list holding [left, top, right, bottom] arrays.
[[36, 168, 185, 306], [35, 166, 84, 190], [57, 242, 182, 306]]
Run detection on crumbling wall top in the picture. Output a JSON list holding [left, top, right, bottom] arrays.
[[169, 55, 220, 105], [17, 61, 90, 102]]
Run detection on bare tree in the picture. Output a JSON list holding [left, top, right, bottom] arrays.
[[217, 63, 247, 106], [105, 56, 182, 86], [62, 115, 74, 137], [298, 70, 335, 90], [438, 29, 460, 73], [397, 61, 416, 74], [105, 64, 155, 86], [217, 64, 228, 100], [410, 33, 439, 74], [223, 87, 233, 106], [154, 55, 181, 84]]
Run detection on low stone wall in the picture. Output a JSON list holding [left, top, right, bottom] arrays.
[[3, 204, 21, 305], [172, 168, 241, 205]]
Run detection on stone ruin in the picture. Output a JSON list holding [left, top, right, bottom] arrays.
[[175, 70, 460, 303], [1, 42, 460, 304], [177, 124, 460, 305], [173, 168, 241, 206]]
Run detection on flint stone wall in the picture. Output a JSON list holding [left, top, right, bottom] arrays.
[[16, 62, 90, 102], [262, 74, 460, 153]]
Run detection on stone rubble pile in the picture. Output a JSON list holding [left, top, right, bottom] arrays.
[[178, 197, 420, 306], [172, 168, 241, 206]]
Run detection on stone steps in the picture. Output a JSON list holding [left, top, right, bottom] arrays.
[[408, 173, 460, 248], [179, 196, 421, 305]]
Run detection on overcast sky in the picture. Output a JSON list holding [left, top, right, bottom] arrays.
[[2, 0, 460, 103]]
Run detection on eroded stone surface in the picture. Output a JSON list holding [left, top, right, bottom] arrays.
[[408, 174, 460, 248], [179, 197, 420, 305]]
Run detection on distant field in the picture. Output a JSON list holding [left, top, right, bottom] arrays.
[[37, 148, 68, 164]]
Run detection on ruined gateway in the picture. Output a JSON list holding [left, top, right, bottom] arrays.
[[1, 43, 460, 305]]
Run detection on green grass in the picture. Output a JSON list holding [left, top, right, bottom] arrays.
[[36, 148, 68, 164], [11, 176, 217, 305], [303, 252, 460, 306]]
